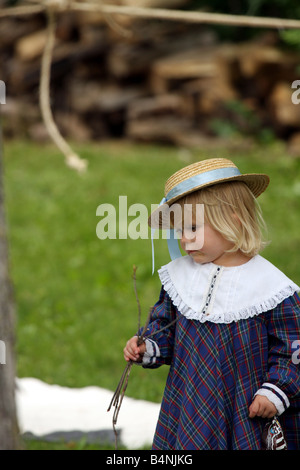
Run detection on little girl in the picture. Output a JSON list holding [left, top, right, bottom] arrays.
[[124, 158, 300, 450]]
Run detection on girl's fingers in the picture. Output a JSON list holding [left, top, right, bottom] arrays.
[[249, 396, 277, 419], [123, 338, 141, 361], [249, 401, 259, 418]]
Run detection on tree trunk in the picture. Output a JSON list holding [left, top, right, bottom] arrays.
[[0, 116, 19, 450]]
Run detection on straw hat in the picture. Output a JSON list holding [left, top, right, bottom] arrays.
[[149, 158, 270, 229]]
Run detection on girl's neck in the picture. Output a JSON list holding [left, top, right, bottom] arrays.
[[212, 251, 253, 267]]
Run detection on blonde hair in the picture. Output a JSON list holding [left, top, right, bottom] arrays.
[[175, 181, 268, 257]]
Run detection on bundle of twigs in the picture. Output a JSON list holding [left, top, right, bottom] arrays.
[[107, 265, 178, 449], [107, 314, 152, 448], [107, 266, 151, 448]]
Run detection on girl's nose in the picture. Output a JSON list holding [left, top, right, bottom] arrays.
[[181, 231, 196, 244]]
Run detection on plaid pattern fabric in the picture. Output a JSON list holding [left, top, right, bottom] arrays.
[[142, 289, 300, 450]]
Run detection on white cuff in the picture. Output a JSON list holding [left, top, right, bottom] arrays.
[[255, 382, 290, 415], [142, 338, 160, 366]]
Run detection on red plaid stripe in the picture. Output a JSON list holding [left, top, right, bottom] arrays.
[[142, 289, 300, 450]]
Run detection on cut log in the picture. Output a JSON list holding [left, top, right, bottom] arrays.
[[288, 132, 300, 157], [150, 48, 219, 94], [9, 34, 108, 92], [126, 115, 193, 143], [237, 43, 299, 78], [55, 112, 93, 141], [0, 17, 45, 49], [15, 29, 50, 62], [70, 80, 146, 113], [108, 43, 160, 78], [269, 82, 300, 128], [127, 93, 194, 119], [182, 76, 237, 115]]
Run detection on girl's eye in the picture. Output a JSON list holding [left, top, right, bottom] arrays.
[[186, 226, 197, 232]]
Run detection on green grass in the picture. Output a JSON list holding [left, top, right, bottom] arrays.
[[3, 138, 300, 408], [21, 437, 125, 451]]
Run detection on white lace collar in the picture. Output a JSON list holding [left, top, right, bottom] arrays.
[[158, 255, 299, 324]]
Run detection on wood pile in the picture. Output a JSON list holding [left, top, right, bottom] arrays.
[[1, 1, 300, 153]]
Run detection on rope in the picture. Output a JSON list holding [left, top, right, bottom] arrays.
[[75, 3, 300, 30], [1, 1, 300, 29], [39, 6, 87, 172]]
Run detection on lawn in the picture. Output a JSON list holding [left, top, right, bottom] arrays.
[[3, 138, 300, 408]]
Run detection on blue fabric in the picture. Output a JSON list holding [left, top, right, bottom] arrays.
[[141, 290, 300, 450], [165, 167, 241, 202]]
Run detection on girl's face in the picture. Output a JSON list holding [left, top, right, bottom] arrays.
[[178, 219, 246, 267]]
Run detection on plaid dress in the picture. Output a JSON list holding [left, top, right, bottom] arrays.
[[142, 257, 300, 450]]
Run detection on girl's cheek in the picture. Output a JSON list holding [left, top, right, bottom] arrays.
[[180, 239, 186, 252]]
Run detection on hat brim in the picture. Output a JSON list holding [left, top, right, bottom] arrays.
[[149, 173, 270, 229]]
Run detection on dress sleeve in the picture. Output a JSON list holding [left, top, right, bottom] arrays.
[[255, 292, 300, 415], [139, 287, 178, 369]]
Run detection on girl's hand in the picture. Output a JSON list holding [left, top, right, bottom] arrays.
[[123, 336, 146, 363], [249, 395, 277, 419]]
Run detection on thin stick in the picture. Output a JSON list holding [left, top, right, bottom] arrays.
[[2, 2, 300, 29], [137, 307, 152, 345], [107, 300, 175, 448], [112, 363, 133, 426], [107, 364, 130, 411], [107, 361, 132, 449], [132, 265, 141, 334], [107, 266, 151, 449], [107, 263, 180, 449], [145, 316, 179, 339]]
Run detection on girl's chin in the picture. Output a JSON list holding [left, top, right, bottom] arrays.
[[187, 251, 205, 261]]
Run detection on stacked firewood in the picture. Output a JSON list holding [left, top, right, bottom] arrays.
[[1, 1, 300, 153]]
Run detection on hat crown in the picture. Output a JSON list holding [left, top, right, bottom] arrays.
[[165, 158, 237, 196]]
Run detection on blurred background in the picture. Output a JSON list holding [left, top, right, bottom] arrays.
[[2, 0, 300, 148], [0, 0, 300, 450]]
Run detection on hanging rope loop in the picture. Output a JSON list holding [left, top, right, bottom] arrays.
[[44, 0, 73, 13], [39, 5, 87, 172]]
